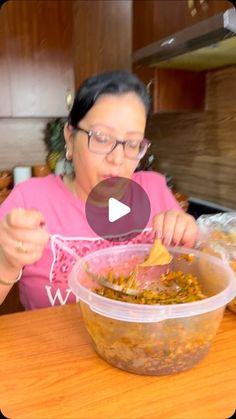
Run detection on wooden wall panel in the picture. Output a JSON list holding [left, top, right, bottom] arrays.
[[146, 66, 236, 209], [73, 0, 132, 89], [0, 118, 48, 170], [206, 66, 236, 111]]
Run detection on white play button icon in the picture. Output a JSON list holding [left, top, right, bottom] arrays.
[[85, 176, 151, 242], [108, 197, 131, 223]]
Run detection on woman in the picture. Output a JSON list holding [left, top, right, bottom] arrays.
[[0, 71, 198, 309]]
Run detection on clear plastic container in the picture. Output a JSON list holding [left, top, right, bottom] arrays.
[[69, 245, 236, 376]]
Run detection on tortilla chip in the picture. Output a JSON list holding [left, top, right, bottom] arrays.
[[139, 239, 173, 267]]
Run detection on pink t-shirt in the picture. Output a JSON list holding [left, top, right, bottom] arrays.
[[0, 171, 180, 310]]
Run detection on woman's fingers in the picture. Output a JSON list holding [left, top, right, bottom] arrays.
[[161, 211, 180, 246], [3, 223, 49, 246], [172, 213, 198, 246], [6, 208, 45, 229], [0, 208, 49, 270], [1, 209, 49, 249], [153, 210, 180, 245], [171, 216, 187, 246], [152, 212, 165, 240], [180, 219, 198, 247], [2, 233, 48, 254], [152, 210, 198, 248], [2, 249, 46, 269]]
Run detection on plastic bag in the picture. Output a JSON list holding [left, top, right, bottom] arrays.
[[197, 213, 236, 313]]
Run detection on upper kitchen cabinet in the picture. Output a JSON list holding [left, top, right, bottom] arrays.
[[132, 0, 232, 113], [1, 0, 74, 117], [133, 0, 232, 113], [0, 0, 132, 117], [73, 0, 132, 89], [133, 0, 230, 50], [0, 2, 11, 117], [133, 65, 206, 113]]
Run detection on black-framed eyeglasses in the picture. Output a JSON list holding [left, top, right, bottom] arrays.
[[76, 126, 151, 160]]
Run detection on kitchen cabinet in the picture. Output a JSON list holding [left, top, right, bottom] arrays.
[[133, 0, 231, 50], [132, 0, 231, 112], [73, 0, 132, 89], [0, 0, 74, 117], [0, 2, 11, 117], [134, 67, 206, 113], [0, 0, 132, 117]]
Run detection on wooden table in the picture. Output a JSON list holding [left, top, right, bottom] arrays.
[[0, 304, 235, 419]]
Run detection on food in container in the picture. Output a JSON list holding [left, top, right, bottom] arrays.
[[69, 244, 235, 376], [94, 266, 206, 304], [197, 213, 236, 313]]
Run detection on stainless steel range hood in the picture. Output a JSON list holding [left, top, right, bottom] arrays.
[[133, 7, 236, 71]]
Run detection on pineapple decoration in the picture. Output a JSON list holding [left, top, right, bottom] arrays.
[[44, 118, 66, 171]]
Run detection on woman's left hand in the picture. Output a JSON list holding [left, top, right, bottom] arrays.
[[152, 210, 198, 248]]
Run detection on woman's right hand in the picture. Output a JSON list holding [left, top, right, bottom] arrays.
[[0, 208, 49, 272]]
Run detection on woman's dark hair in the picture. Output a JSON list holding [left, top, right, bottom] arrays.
[[68, 70, 151, 128]]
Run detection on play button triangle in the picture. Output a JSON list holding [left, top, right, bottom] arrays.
[[108, 197, 131, 223]]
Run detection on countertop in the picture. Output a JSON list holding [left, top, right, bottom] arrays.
[[0, 304, 235, 419]]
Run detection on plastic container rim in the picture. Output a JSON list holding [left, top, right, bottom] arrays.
[[69, 244, 236, 323]]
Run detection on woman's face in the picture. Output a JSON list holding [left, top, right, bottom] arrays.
[[65, 92, 147, 201]]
